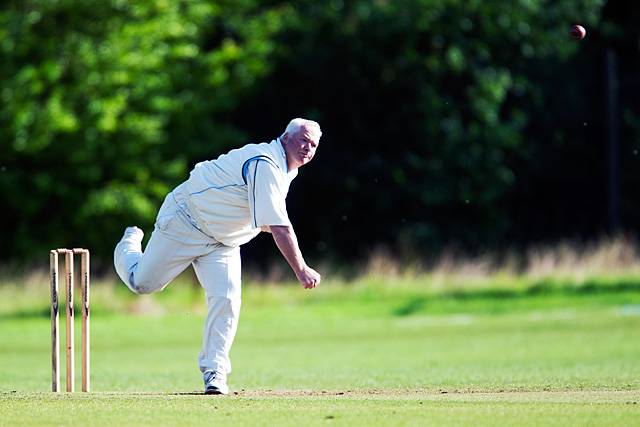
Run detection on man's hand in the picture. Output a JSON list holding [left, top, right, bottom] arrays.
[[296, 265, 321, 289], [270, 225, 321, 290]]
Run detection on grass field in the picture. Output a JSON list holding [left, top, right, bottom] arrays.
[[1, 273, 640, 426]]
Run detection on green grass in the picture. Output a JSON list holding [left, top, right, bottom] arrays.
[[2, 391, 639, 427], [1, 275, 639, 425]]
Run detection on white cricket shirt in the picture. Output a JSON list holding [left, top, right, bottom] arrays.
[[183, 138, 298, 247]]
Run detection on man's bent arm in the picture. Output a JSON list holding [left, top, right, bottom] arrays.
[[270, 225, 321, 289]]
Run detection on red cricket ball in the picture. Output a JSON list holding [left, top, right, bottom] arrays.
[[570, 24, 586, 40]]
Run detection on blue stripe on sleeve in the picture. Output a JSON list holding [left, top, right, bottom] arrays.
[[242, 155, 279, 185], [252, 162, 259, 227]]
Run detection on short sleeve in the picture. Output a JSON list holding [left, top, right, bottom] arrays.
[[245, 160, 291, 228]]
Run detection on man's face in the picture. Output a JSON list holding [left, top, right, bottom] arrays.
[[282, 126, 320, 170]]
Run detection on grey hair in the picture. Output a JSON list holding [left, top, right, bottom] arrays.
[[281, 118, 322, 140]]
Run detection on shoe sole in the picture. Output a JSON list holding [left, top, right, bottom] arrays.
[[205, 387, 228, 395]]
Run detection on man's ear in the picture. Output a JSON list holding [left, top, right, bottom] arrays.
[[281, 132, 288, 143]]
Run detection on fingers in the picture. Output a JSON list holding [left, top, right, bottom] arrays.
[[301, 274, 321, 289], [298, 267, 321, 289]]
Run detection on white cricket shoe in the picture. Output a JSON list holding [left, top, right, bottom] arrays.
[[114, 226, 145, 293], [203, 370, 229, 395], [122, 226, 144, 243]]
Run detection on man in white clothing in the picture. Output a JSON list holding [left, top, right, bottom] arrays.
[[113, 118, 322, 394]]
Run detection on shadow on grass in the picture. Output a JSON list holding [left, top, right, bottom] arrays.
[[0, 307, 51, 320], [392, 280, 640, 316], [0, 305, 117, 320]]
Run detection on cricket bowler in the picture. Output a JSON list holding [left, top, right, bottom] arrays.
[[114, 118, 322, 394]]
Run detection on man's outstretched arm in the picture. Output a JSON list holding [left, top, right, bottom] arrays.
[[269, 225, 321, 289]]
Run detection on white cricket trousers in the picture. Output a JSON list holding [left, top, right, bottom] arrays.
[[114, 185, 241, 376]]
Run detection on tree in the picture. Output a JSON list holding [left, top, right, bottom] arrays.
[[0, 0, 289, 264]]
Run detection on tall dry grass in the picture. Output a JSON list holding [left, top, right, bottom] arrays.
[[361, 234, 640, 291], [2, 235, 639, 299]]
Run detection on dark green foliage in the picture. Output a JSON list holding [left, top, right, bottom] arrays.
[[239, 0, 609, 259], [0, 0, 289, 263], [1, 0, 637, 265]]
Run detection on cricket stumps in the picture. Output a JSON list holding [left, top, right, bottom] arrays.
[[50, 248, 90, 392]]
